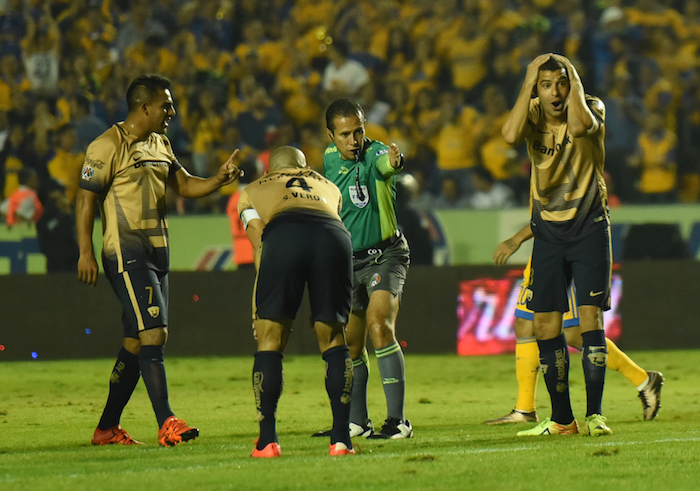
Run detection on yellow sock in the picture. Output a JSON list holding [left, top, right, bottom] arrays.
[[514, 337, 540, 413], [606, 338, 648, 387]]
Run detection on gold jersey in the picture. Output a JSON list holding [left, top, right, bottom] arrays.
[[238, 168, 342, 225], [79, 123, 182, 274], [526, 95, 609, 243]]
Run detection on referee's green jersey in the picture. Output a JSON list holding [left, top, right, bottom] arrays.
[[323, 139, 402, 251]]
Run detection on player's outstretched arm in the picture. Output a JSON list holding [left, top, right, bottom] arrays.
[[169, 149, 244, 198], [388, 143, 404, 170], [75, 188, 99, 286], [493, 224, 533, 266], [502, 53, 552, 146]]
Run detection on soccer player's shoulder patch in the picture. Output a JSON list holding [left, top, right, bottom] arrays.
[[324, 145, 338, 155], [365, 140, 388, 159], [586, 96, 605, 113]]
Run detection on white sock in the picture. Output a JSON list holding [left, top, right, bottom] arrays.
[[636, 376, 650, 391]]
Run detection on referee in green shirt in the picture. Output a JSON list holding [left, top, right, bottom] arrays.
[[316, 99, 412, 439]]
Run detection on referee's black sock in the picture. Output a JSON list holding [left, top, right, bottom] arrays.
[[582, 329, 607, 417], [98, 347, 140, 430], [139, 345, 174, 428], [538, 334, 575, 425], [253, 351, 283, 450], [322, 345, 353, 447]]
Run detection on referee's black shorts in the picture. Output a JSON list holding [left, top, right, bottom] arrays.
[[254, 213, 353, 324], [528, 225, 612, 314]]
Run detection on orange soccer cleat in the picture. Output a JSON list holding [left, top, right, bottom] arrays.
[[251, 442, 282, 458], [92, 425, 144, 446], [158, 416, 199, 447], [329, 442, 355, 456]]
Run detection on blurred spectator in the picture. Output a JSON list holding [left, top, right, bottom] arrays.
[[21, 4, 61, 98], [190, 90, 225, 176], [431, 175, 470, 209], [467, 165, 515, 210], [115, 3, 167, 54], [395, 173, 434, 265], [235, 86, 282, 152], [604, 72, 646, 202], [0, 110, 8, 197], [0, 166, 42, 228], [46, 124, 84, 203], [36, 178, 79, 272], [71, 94, 108, 153], [628, 111, 677, 204], [225, 160, 258, 271], [0, 0, 27, 58], [443, 17, 489, 103], [5, 121, 48, 189], [28, 98, 58, 158], [433, 91, 481, 196], [360, 83, 391, 128], [234, 19, 285, 77], [273, 49, 322, 128], [321, 39, 370, 102], [0, 54, 31, 111]]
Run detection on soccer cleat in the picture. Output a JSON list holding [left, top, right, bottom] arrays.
[[484, 410, 538, 426], [516, 418, 579, 436], [639, 370, 664, 421], [582, 414, 613, 436], [349, 420, 375, 438], [312, 419, 374, 438], [329, 442, 355, 456], [91, 425, 144, 445], [368, 418, 413, 439], [158, 416, 199, 447], [251, 442, 281, 458]]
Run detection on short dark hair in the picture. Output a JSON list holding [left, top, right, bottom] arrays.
[[126, 74, 171, 112], [539, 57, 568, 77], [325, 99, 364, 132]]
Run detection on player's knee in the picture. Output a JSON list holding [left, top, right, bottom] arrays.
[[532, 314, 561, 340], [513, 317, 535, 338], [139, 326, 168, 346], [366, 318, 395, 345]]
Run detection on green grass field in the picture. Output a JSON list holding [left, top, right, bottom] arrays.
[[1, 350, 699, 490]]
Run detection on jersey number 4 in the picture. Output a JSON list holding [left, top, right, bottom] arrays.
[[286, 177, 313, 191]]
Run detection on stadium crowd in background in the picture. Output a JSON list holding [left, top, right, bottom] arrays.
[[1, 0, 700, 216]]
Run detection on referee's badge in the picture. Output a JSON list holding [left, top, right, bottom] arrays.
[[349, 185, 369, 208]]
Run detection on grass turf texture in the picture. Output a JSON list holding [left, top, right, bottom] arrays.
[[1, 351, 699, 490]]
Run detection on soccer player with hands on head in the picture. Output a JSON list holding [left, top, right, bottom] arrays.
[[501, 53, 613, 437]]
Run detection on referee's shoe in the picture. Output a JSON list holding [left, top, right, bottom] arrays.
[[368, 418, 413, 439]]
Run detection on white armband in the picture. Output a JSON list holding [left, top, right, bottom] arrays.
[[240, 208, 261, 230]]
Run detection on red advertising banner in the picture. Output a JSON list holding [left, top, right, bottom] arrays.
[[457, 268, 622, 356]]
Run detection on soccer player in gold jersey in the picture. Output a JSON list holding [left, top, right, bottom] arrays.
[[76, 74, 242, 446], [484, 224, 664, 426], [238, 146, 354, 457], [502, 54, 612, 436]]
